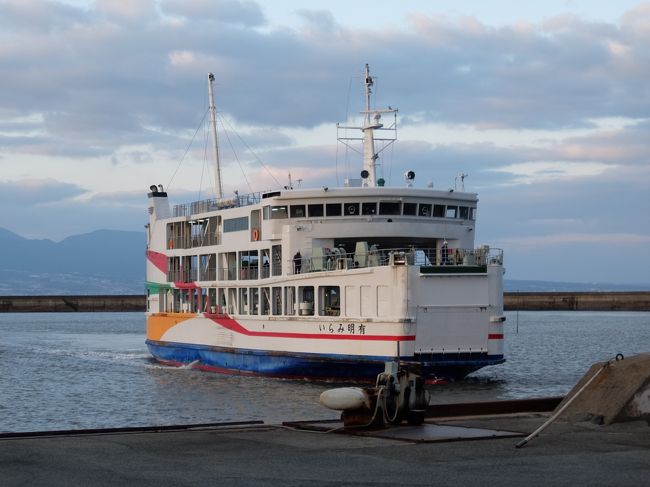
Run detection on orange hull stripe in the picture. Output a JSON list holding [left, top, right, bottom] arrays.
[[147, 314, 195, 341]]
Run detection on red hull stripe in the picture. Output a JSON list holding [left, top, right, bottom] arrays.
[[146, 250, 167, 273], [488, 333, 504, 339], [206, 314, 415, 342]]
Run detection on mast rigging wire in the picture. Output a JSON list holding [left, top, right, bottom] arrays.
[[220, 116, 282, 188], [166, 108, 210, 192], [219, 118, 253, 194], [336, 76, 355, 186]]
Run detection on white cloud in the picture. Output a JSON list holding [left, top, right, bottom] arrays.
[[95, 0, 157, 22], [160, 0, 266, 27], [492, 161, 614, 184], [495, 233, 650, 247]]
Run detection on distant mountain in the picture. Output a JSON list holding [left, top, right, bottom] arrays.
[[1, 227, 647, 295], [0, 228, 145, 295]]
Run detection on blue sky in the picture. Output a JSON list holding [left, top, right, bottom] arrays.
[[0, 0, 648, 285]]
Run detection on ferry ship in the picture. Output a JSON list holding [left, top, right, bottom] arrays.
[[145, 65, 505, 382]]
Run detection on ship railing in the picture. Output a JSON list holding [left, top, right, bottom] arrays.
[[239, 266, 259, 280], [166, 269, 198, 283], [200, 234, 220, 247], [168, 236, 191, 249], [168, 234, 220, 250], [217, 268, 238, 281], [291, 247, 503, 275], [199, 268, 217, 281], [172, 191, 262, 218]]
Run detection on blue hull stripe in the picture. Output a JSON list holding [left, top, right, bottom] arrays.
[[146, 339, 505, 381]]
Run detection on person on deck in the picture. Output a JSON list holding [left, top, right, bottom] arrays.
[[293, 251, 302, 274]]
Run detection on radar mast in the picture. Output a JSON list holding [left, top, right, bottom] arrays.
[[337, 64, 398, 187]]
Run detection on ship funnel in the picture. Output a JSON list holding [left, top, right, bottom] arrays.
[[147, 184, 170, 220]]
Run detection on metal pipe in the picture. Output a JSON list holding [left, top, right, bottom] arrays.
[[515, 354, 623, 449]]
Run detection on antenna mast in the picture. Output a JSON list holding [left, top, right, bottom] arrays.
[[362, 64, 380, 187], [208, 73, 223, 199], [336, 64, 397, 188]]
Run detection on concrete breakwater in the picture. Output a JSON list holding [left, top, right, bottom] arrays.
[[0, 295, 144, 313], [504, 291, 650, 312], [0, 291, 648, 313]]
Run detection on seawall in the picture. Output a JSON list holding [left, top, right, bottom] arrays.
[[0, 295, 144, 312], [503, 291, 650, 311], [0, 291, 649, 312]]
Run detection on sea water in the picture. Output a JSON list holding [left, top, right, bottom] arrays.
[[0, 311, 648, 432]]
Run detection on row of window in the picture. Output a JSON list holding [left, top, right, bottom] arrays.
[[160, 285, 340, 317], [156, 282, 394, 319], [262, 201, 476, 220], [167, 246, 283, 284]]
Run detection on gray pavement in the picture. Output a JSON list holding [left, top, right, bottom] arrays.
[[1, 414, 649, 486]]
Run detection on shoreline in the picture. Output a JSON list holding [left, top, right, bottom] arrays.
[[0, 291, 649, 312]]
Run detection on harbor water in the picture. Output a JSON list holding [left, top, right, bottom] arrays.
[[0, 311, 648, 433]]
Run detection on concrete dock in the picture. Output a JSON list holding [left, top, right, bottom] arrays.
[[2, 414, 648, 486]]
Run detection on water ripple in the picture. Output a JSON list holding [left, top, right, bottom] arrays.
[[0, 311, 648, 432]]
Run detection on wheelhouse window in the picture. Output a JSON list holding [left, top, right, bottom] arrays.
[[274, 205, 289, 219], [344, 203, 359, 216], [470, 208, 477, 220], [433, 204, 445, 217], [418, 203, 432, 217], [402, 202, 417, 215], [326, 203, 342, 216], [308, 204, 324, 217], [459, 206, 469, 220], [379, 201, 401, 215], [446, 205, 458, 218], [361, 202, 377, 215], [264, 205, 287, 219], [290, 205, 306, 218]]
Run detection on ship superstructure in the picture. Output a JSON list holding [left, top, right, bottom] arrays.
[[145, 66, 505, 381]]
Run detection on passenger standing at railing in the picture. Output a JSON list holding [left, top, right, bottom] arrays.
[[442, 240, 449, 265], [293, 251, 302, 274]]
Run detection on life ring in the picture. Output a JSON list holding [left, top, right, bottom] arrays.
[[252, 229, 259, 241]]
